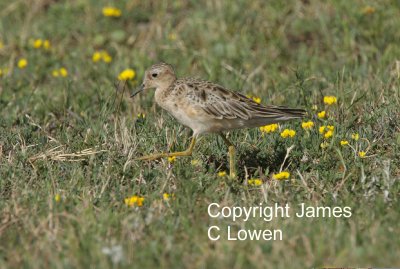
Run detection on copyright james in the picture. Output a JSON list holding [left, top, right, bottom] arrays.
[[207, 202, 352, 241]]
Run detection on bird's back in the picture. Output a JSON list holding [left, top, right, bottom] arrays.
[[156, 77, 305, 135]]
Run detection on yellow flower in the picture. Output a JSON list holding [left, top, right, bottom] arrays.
[[92, 50, 112, 63], [320, 141, 329, 149], [317, 110, 326, 119], [319, 125, 334, 138], [311, 105, 318, 111], [33, 39, 43, 48], [163, 193, 170, 201], [59, 67, 68, 77], [17, 58, 28, 69], [252, 96, 261, 104], [92, 51, 102, 62], [362, 6, 376, 15], [246, 95, 261, 104], [102, 6, 122, 17], [168, 33, 177, 41], [280, 129, 296, 138], [218, 171, 227, 177], [137, 197, 144, 206], [52, 70, 59, 77], [340, 140, 349, 146], [137, 113, 145, 119], [191, 159, 200, 166], [351, 133, 359, 141], [124, 195, 144, 207], [102, 53, 112, 63], [54, 194, 61, 203], [163, 193, 175, 201], [43, 40, 51, 50], [52, 68, 68, 77], [358, 151, 366, 158], [248, 179, 263, 186], [260, 123, 278, 133], [323, 96, 337, 105], [273, 171, 290, 180], [319, 125, 334, 133], [168, 156, 176, 163], [301, 121, 314, 130], [324, 130, 333, 139], [118, 68, 135, 81]]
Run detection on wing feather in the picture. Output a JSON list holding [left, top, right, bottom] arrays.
[[183, 79, 305, 121]]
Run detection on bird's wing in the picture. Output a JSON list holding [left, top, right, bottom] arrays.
[[183, 79, 305, 120]]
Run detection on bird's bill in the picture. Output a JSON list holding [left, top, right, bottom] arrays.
[[130, 84, 144, 98]]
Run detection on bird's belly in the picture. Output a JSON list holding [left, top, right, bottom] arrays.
[[170, 109, 245, 135], [159, 100, 249, 135], [169, 106, 208, 133], [159, 101, 210, 135]]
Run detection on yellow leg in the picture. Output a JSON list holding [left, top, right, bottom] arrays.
[[136, 137, 196, 161], [219, 134, 236, 178], [228, 145, 236, 178]]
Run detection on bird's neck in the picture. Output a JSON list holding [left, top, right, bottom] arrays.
[[154, 79, 176, 106]]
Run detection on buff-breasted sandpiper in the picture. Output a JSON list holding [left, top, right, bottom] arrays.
[[131, 63, 306, 178]]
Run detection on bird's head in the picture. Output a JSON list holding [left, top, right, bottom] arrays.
[[131, 62, 176, 98]]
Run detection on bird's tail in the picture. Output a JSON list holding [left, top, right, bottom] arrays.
[[250, 104, 307, 120], [273, 106, 307, 119], [239, 105, 307, 128]]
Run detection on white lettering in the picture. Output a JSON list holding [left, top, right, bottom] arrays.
[[343, 206, 352, 218], [227, 226, 236, 240], [227, 226, 283, 241], [208, 226, 220, 241], [208, 203, 220, 218]]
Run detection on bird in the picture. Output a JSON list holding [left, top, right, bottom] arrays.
[[131, 62, 306, 178]]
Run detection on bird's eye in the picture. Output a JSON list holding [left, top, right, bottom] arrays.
[[151, 73, 158, 78]]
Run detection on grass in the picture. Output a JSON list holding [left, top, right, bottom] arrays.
[[1, 0, 400, 268]]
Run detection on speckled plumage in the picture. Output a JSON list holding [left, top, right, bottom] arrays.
[[139, 62, 306, 136]]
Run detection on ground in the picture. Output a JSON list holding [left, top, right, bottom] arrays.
[[0, 0, 399, 268]]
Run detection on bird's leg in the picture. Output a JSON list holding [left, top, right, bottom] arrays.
[[135, 137, 196, 161], [219, 133, 236, 179]]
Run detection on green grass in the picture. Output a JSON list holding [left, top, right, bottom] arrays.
[[1, 0, 400, 268]]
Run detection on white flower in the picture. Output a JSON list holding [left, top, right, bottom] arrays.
[[102, 245, 124, 264]]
